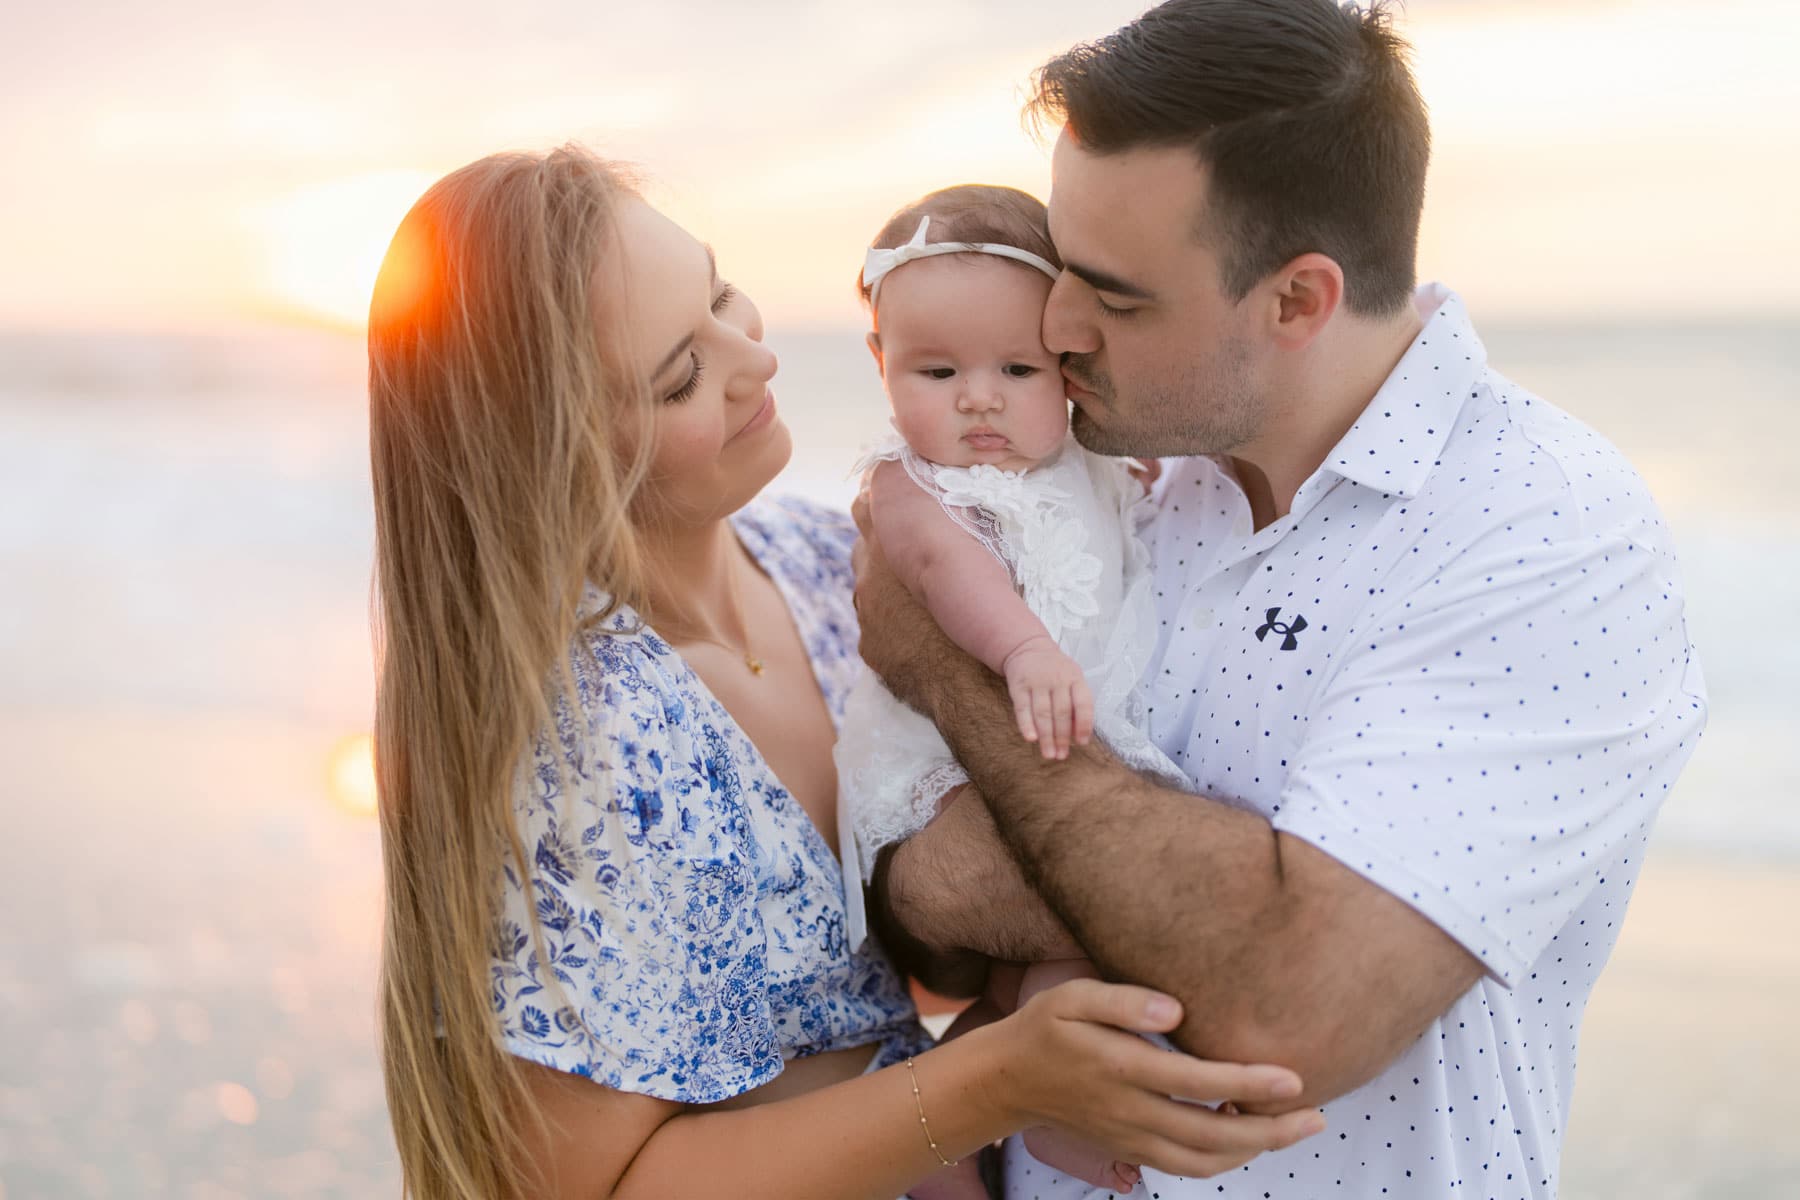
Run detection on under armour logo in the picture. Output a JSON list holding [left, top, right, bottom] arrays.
[[1255, 607, 1307, 651]]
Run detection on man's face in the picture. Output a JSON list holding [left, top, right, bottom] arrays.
[[1044, 130, 1268, 459]]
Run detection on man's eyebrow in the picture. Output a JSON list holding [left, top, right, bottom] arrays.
[[1064, 261, 1155, 301], [651, 245, 722, 380]]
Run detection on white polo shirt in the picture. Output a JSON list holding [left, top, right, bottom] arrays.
[[1002, 285, 1708, 1200]]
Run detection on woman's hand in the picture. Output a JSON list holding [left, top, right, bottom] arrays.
[[984, 978, 1326, 1179]]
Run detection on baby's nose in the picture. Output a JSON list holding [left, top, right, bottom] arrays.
[[960, 380, 1004, 411]]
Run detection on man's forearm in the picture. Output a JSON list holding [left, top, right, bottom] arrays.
[[871, 785, 1079, 992], [852, 508, 1480, 1106], [910, 660, 1475, 1107]]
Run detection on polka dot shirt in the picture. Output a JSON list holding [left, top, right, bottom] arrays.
[[1000, 285, 1709, 1200]]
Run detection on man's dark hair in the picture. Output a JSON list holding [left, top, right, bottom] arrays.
[[1029, 0, 1429, 317]]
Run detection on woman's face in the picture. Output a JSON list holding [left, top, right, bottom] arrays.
[[606, 198, 789, 525]]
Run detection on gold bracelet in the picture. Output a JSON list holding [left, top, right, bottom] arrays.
[[904, 1056, 959, 1167]]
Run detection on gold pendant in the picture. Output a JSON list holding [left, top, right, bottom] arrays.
[[745, 655, 766, 676]]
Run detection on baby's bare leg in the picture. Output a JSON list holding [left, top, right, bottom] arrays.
[[1018, 958, 1143, 1193]]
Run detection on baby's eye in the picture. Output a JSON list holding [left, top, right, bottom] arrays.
[[1003, 364, 1039, 378], [923, 367, 956, 380]]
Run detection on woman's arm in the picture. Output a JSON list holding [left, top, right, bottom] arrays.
[[519, 981, 1324, 1200]]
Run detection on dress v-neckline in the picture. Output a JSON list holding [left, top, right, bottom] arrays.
[[640, 513, 849, 886]]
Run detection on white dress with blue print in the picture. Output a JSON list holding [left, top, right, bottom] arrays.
[[492, 495, 930, 1104]]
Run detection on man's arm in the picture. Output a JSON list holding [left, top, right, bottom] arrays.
[[869, 784, 1083, 994], [853, 504, 1482, 1111]]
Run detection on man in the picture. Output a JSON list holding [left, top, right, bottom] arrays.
[[851, 1, 1709, 1197]]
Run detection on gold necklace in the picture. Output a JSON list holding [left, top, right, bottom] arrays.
[[724, 555, 765, 676], [671, 559, 765, 677]]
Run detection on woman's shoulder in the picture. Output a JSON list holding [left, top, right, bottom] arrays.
[[733, 493, 857, 585]]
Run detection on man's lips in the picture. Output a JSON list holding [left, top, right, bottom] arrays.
[[1062, 368, 1098, 401]]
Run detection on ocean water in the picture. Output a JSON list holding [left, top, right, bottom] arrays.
[[0, 318, 1795, 1196]]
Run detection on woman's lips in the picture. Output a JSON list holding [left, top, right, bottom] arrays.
[[731, 389, 776, 442]]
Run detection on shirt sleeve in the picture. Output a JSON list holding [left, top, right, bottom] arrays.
[[1271, 511, 1708, 986], [492, 628, 780, 1103]]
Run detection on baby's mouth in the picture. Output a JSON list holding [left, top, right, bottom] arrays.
[[962, 427, 1009, 450]]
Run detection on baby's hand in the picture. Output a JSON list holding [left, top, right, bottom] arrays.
[[1002, 636, 1094, 760]]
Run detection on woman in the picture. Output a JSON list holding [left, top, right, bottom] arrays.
[[368, 144, 1320, 1200]]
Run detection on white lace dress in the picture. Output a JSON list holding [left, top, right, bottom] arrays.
[[835, 433, 1185, 947]]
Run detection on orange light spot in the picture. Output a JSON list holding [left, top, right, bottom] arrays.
[[328, 732, 378, 817], [215, 1081, 259, 1126]]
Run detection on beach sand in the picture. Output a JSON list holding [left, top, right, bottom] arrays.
[[1, 708, 1795, 1196]]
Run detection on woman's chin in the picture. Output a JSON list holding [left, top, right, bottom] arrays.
[[728, 418, 794, 513]]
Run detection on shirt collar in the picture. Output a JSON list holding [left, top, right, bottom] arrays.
[[1318, 284, 1486, 500]]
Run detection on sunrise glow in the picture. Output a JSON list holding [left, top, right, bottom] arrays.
[[255, 171, 435, 327], [328, 732, 378, 817]]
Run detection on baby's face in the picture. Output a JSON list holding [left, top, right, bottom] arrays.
[[871, 256, 1068, 472]]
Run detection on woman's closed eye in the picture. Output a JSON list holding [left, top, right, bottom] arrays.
[[663, 283, 741, 403]]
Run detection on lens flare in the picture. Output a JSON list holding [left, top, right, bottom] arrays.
[[328, 732, 378, 817]]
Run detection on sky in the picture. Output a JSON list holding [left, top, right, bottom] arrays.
[[1, 0, 1795, 332]]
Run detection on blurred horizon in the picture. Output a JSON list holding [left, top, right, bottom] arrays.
[[3, 0, 1798, 336]]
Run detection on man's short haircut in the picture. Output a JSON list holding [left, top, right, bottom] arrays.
[[858, 184, 1063, 308], [1029, 0, 1430, 317]]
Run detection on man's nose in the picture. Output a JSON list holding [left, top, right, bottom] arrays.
[[1042, 274, 1099, 356]]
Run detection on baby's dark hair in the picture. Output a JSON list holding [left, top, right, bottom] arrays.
[[857, 184, 1062, 307]]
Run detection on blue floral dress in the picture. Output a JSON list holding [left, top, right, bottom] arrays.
[[493, 495, 931, 1103]]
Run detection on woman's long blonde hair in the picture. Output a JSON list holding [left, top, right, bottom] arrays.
[[368, 144, 652, 1200]]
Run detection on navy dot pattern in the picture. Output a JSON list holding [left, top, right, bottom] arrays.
[[1000, 287, 1709, 1200]]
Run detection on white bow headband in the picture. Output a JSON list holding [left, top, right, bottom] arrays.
[[861, 215, 1061, 306]]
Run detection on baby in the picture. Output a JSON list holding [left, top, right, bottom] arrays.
[[835, 185, 1186, 1196]]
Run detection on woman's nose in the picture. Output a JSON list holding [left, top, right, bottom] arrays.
[[731, 334, 778, 397]]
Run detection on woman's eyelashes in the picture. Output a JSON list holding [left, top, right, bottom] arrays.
[[663, 283, 740, 404], [666, 357, 704, 404]]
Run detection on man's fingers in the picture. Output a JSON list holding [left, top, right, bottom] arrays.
[[850, 489, 874, 538]]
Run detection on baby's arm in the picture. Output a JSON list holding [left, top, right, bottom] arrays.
[[869, 460, 1093, 757]]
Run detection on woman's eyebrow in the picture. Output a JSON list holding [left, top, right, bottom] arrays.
[[653, 333, 694, 380], [652, 246, 723, 380]]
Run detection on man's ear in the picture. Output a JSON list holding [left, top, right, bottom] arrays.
[[1266, 253, 1343, 351], [866, 330, 884, 374]]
